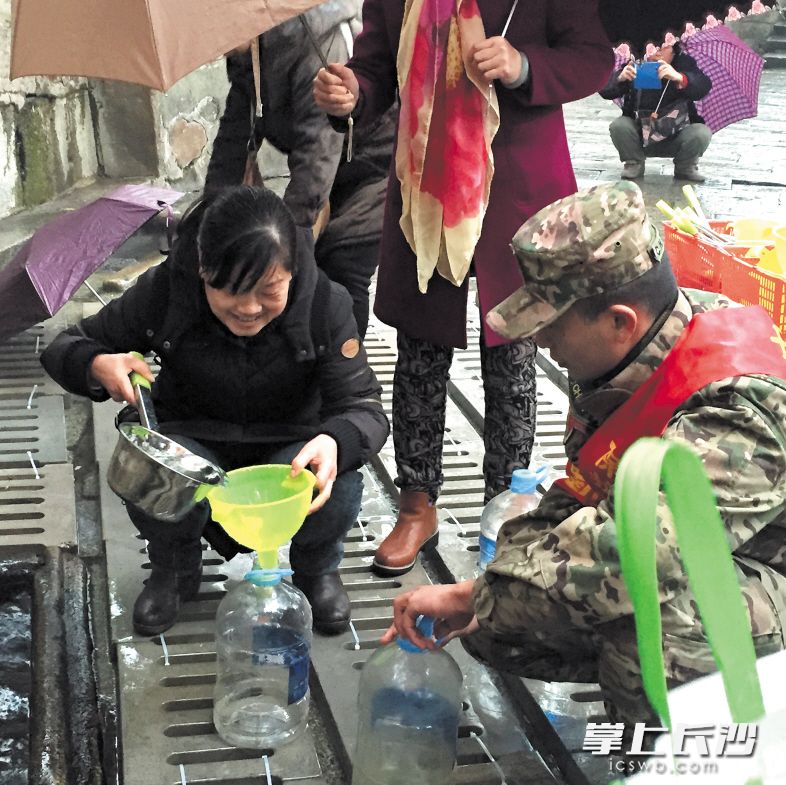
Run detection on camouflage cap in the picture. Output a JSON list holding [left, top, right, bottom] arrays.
[[486, 181, 664, 339]]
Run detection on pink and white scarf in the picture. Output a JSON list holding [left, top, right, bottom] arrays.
[[396, 0, 500, 293]]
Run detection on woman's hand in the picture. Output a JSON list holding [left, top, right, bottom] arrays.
[[618, 62, 637, 82], [471, 36, 523, 86], [89, 352, 154, 403], [291, 434, 339, 513], [379, 581, 479, 649], [313, 63, 359, 117], [657, 60, 683, 83]]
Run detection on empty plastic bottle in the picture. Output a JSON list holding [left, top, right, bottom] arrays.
[[213, 564, 312, 748], [351, 616, 462, 785], [478, 465, 549, 571]]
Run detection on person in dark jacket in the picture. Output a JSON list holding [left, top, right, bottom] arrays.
[[315, 108, 396, 337], [599, 40, 712, 182], [204, 2, 396, 337], [41, 186, 389, 637], [204, 2, 359, 226]]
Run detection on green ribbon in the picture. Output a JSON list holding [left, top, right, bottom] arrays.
[[614, 438, 765, 728]]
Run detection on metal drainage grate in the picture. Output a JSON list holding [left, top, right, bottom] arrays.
[[117, 640, 321, 785], [94, 402, 325, 785], [363, 317, 608, 783], [0, 464, 76, 547], [95, 392, 544, 784], [309, 477, 551, 785], [0, 324, 67, 401], [0, 397, 68, 467]]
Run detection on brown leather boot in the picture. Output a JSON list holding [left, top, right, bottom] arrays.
[[372, 491, 439, 576]]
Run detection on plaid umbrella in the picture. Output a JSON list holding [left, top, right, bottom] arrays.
[[682, 25, 764, 133]]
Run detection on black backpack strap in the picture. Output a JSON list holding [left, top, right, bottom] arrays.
[[310, 270, 333, 357]]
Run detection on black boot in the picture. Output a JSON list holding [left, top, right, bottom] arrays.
[[176, 540, 204, 601], [133, 539, 202, 636], [177, 562, 203, 601], [292, 572, 351, 635], [133, 565, 180, 636]]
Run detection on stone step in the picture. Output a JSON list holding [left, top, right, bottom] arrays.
[[0, 177, 136, 273], [766, 35, 786, 51], [765, 51, 786, 67]]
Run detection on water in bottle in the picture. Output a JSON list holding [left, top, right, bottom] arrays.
[[351, 617, 462, 785], [478, 464, 549, 571], [213, 564, 312, 748]]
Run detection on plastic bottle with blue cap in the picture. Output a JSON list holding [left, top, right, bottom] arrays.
[[351, 616, 462, 785], [213, 561, 312, 748], [478, 464, 549, 571]]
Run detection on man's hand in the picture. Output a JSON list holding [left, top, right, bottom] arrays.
[[379, 581, 478, 649], [657, 60, 683, 83], [313, 63, 359, 117], [471, 36, 523, 86], [617, 62, 637, 82], [90, 352, 154, 404], [291, 434, 339, 514]]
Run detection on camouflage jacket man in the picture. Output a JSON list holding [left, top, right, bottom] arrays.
[[470, 288, 786, 722]]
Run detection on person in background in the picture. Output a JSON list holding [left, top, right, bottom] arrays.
[[600, 39, 712, 183], [381, 181, 786, 723], [314, 0, 612, 577], [41, 186, 389, 637], [205, 2, 395, 338]]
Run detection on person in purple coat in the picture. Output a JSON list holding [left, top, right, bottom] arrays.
[[315, 0, 612, 576]]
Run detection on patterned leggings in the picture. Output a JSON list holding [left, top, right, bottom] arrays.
[[392, 330, 537, 503]]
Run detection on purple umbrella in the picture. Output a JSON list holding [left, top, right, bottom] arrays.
[[682, 25, 765, 134], [0, 184, 182, 344]]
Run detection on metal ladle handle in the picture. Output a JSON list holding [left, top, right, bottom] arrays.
[[128, 351, 158, 431]]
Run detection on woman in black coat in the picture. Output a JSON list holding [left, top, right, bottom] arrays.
[[599, 40, 712, 182], [41, 186, 389, 636]]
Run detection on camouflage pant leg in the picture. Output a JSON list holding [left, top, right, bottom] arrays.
[[462, 625, 600, 684], [596, 627, 659, 726], [392, 331, 454, 503], [480, 335, 538, 502], [463, 619, 660, 725]]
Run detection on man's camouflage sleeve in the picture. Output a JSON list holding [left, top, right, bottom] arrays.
[[472, 375, 786, 636]]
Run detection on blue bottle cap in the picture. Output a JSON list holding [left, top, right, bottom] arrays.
[[396, 615, 436, 653], [510, 465, 549, 493]]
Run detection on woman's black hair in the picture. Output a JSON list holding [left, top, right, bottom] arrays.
[[182, 186, 297, 294]]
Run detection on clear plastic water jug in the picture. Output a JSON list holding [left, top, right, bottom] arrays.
[[213, 563, 312, 748], [351, 617, 462, 785], [478, 465, 549, 571]]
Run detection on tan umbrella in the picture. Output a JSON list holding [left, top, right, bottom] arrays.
[[10, 0, 328, 91]]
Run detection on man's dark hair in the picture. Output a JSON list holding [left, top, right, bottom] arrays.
[[572, 251, 678, 322], [185, 185, 297, 294]]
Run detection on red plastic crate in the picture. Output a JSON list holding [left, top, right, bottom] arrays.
[[663, 220, 732, 293], [663, 221, 786, 338]]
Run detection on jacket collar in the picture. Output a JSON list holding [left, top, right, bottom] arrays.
[[568, 291, 694, 427]]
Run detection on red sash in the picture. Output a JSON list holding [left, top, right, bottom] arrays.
[[555, 306, 786, 505]]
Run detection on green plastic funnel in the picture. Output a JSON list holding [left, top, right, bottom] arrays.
[[204, 464, 316, 570]]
